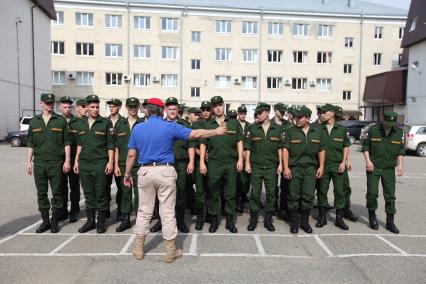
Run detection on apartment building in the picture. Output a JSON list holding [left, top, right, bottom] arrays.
[[51, 0, 407, 118]]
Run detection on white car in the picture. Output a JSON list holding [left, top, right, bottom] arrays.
[[19, 116, 32, 131], [406, 125, 426, 157]]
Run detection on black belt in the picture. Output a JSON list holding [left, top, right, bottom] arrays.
[[141, 162, 174, 167]]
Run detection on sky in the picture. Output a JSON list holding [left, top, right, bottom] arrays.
[[364, 0, 410, 10]]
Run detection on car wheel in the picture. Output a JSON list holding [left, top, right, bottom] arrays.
[[10, 137, 22, 147], [349, 136, 356, 144], [416, 143, 426, 157]]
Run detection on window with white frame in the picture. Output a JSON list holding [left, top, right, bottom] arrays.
[[161, 46, 178, 60], [161, 18, 178, 31], [242, 21, 258, 34], [134, 16, 151, 29], [398, 27, 404, 40], [215, 76, 231, 88], [52, 71, 65, 85], [105, 44, 123, 57], [134, 73, 150, 87], [374, 26, 383, 39], [75, 12, 93, 27], [242, 49, 258, 62], [292, 78, 307, 90], [215, 48, 232, 61], [410, 17, 417, 32], [76, 42, 94, 56], [52, 11, 64, 25], [242, 76, 257, 89], [267, 77, 282, 89], [51, 41, 64, 55], [345, 37, 354, 48], [373, 53, 382, 65], [191, 31, 201, 42], [293, 23, 309, 36], [343, 90, 352, 101], [191, 59, 201, 70], [293, 51, 307, 63], [161, 74, 178, 87], [106, 73, 123, 85], [317, 52, 332, 64], [344, 64, 352, 74], [76, 72, 94, 85], [134, 45, 151, 58], [268, 22, 283, 35], [105, 14, 122, 28], [268, 50, 283, 63], [316, 78, 332, 91], [318, 24, 333, 37], [191, 87, 200, 97], [216, 20, 232, 33]]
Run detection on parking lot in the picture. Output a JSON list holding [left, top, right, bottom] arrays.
[[1, 144, 426, 283]]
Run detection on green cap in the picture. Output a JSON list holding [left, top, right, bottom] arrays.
[[210, 96, 224, 105], [294, 106, 312, 117], [237, 105, 247, 113], [256, 102, 271, 113], [178, 104, 184, 111], [383, 111, 398, 125], [200, 101, 211, 109], [86, 94, 100, 103], [165, 97, 179, 106], [334, 106, 343, 117], [107, 98, 122, 106], [287, 106, 295, 115], [188, 107, 200, 114], [227, 109, 237, 118], [40, 93, 55, 103], [319, 103, 335, 112], [142, 99, 149, 106], [59, 96, 73, 104], [126, 97, 140, 107], [76, 99, 87, 106], [274, 103, 287, 113]]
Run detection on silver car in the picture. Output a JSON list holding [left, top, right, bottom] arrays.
[[406, 126, 426, 157]]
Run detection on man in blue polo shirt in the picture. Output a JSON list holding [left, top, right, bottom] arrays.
[[124, 98, 226, 263]]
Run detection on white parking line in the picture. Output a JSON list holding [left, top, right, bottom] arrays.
[[120, 234, 136, 254], [48, 234, 79, 255], [254, 235, 266, 256], [313, 235, 335, 257], [375, 235, 409, 256], [189, 234, 198, 256]]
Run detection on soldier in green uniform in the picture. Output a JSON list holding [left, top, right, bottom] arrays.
[[362, 111, 405, 234], [26, 93, 71, 233], [73, 95, 115, 234], [245, 103, 283, 231], [200, 96, 244, 233], [75, 99, 87, 118], [114, 97, 144, 232], [282, 106, 326, 234], [186, 107, 199, 215], [236, 105, 251, 213], [316, 104, 351, 230], [227, 109, 237, 119]]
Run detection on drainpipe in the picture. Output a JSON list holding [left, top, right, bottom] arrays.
[[357, 12, 364, 120], [15, 17, 22, 123], [31, 5, 36, 115], [258, 8, 263, 103], [179, 6, 187, 104], [126, 0, 130, 98]]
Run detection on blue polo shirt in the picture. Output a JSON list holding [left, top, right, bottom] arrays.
[[128, 116, 192, 164]]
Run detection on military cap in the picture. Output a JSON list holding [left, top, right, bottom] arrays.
[[142, 99, 149, 106], [227, 109, 237, 118], [383, 111, 398, 126], [188, 107, 200, 114], [165, 97, 179, 106], [40, 93, 55, 103], [126, 97, 140, 107], [147, 97, 164, 108], [319, 103, 335, 112], [237, 105, 247, 113], [107, 98, 122, 106], [59, 96, 73, 104], [334, 106, 343, 117], [274, 103, 287, 113], [287, 106, 296, 115], [178, 104, 184, 110], [256, 102, 271, 113], [210, 96, 224, 105], [200, 101, 211, 109], [294, 105, 312, 117], [86, 94, 100, 103], [76, 99, 87, 106]]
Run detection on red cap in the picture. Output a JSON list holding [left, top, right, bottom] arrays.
[[147, 98, 165, 107]]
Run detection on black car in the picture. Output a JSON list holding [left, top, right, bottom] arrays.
[[338, 120, 372, 142], [5, 130, 28, 147]]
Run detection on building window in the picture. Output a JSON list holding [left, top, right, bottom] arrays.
[[267, 77, 282, 89], [317, 52, 332, 64], [268, 22, 283, 35], [292, 78, 307, 90], [105, 14, 122, 28], [373, 53, 382, 66], [52, 11, 64, 25], [161, 74, 178, 87], [410, 17, 417, 32], [161, 18, 178, 31], [374, 26, 383, 39], [215, 48, 232, 61], [293, 51, 307, 63], [345, 37, 354, 48], [191, 87, 200, 97], [398, 27, 404, 40], [76, 72, 94, 85], [52, 71, 65, 85], [161, 46, 178, 60], [216, 20, 232, 33], [191, 31, 201, 42], [316, 78, 332, 91], [75, 12, 93, 27], [76, 42, 94, 56], [242, 21, 257, 34], [242, 76, 257, 89], [105, 44, 123, 57], [51, 41, 64, 55], [343, 64, 352, 74], [215, 75, 231, 88], [293, 23, 309, 36], [242, 49, 258, 62], [191, 59, 201, 70], [106, 73, 123, 85], [343, 91, 352, 101], [134, 45, 150, 58], [134, 16, 151, 29], [268, 50, 283, 63], [318, 25, 333, 37], [134, 73, 150, 87]]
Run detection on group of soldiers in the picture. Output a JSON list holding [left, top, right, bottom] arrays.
[[26, 92, 405, 236]]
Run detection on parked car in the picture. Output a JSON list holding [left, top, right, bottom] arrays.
[[5, 130, 28, 147], [406, 125, 426, 157], [359, 123, 411, 144], [20, 116, 32, 131], [338, 120, 372, 143]]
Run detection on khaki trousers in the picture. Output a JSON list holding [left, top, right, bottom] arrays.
[[134, 165, 178, 240]]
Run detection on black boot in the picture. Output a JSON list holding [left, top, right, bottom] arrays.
[[209, 215, 218, 233], [78, 209, 96, 233], [236, 196, 245, 214], [105, 206, 111, 219], [116, 208, 123, 222], [264, 212, 275, 232], [368, 211, 379, 230], [150, 218, 162, 233], [58, 208, 69, 221], [195, 210, 204, 231], [316, 206, 327, 228], [386, 214, 399, 234], [247, 211, 258, 231], [69, 202, 79, 223], [50, 210, 61, 233], [335, 209, 349, 230], [96, 211, 107, 234], [343, 206, 358, 222], [277, 209, 290, 222], [176, 208, 189, 233], [225, 215, 238, 233], [36, 211, 50, 233], [290, 210, 299, 234], [300, 210, 313, 233], [116, 213, 131, 232]]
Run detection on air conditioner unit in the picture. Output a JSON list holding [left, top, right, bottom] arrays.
[[67, 72, 76, 80], [234, 78, 241, 84], [309, 81, 316, 87], [123, 74, 131, 82], [152, 76, 160, 82], [284, 79, 291, 85]]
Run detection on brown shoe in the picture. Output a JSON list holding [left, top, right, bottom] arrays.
[[132, 235, 145, 260], [164, 239, 183, 263]]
